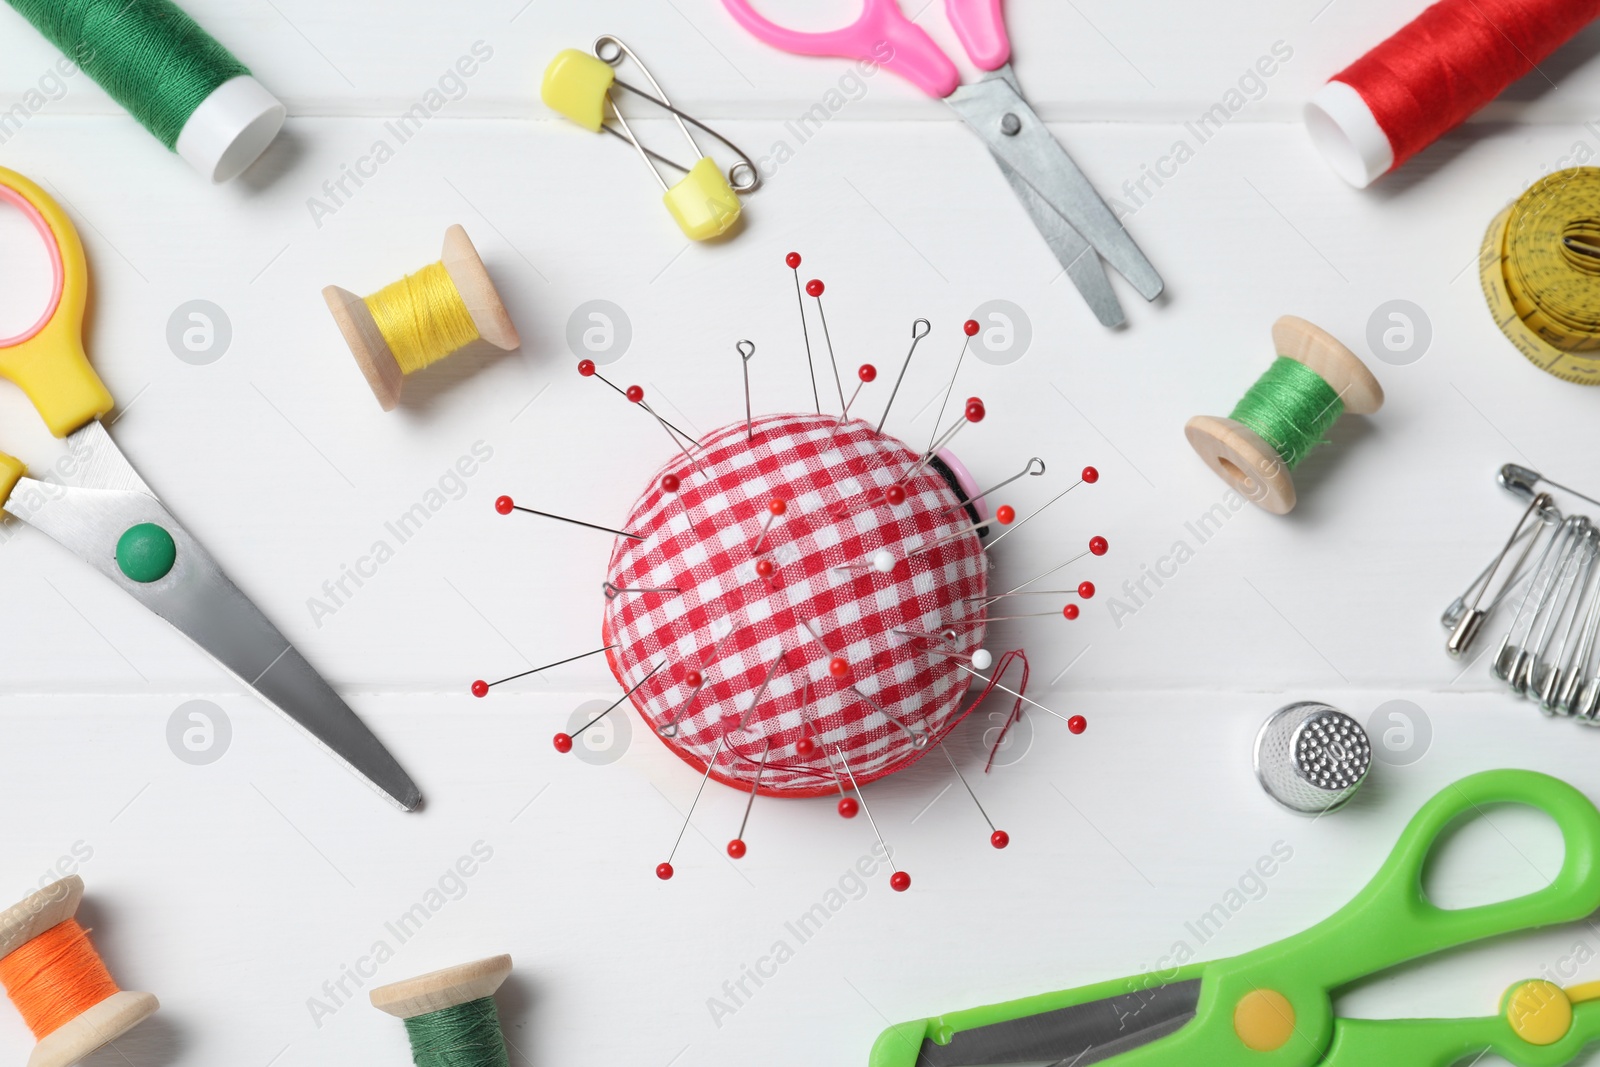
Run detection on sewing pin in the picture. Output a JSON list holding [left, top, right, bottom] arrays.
[[985, 466, 1097, 550], [953, 661, 1085, 733], [819, 743, 857, 817], [938, 743, 1009, 848], [946, 604, 1086, 624], [556, 659, 665, 753], [827, 363, 878, 442], [947, 457, 1047, 514], [893, 626, 960, 646], [603, 580, 681, 599], [920, 505, 1015, 553], [787, 253, 821, 413], [618, 380, 707, 475], [926, 320, 980, 455], [969, 544, 1106, 605], [472, 643, 617, 697], [738, 339, 756, 441], [657, 733, 726, 880], [658, 670, 705, 738], [806, 278, 848, 413], [901, 399, 985, 486], [1501, 464, 1600, 510], [577, 359, 698, 449], [851, 685, 929, 749], [750, 498, 788, 554], [834, 744, 910, 891], [727, 740, 770, 859], [794, 682, 818, 756], [738, 654, 788, 730], [497, 496, 642, 539], [877, 318, 931, 435], [832, 548, 897, 576]]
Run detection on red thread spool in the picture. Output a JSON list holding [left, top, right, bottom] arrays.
[[0, 877, 157, 1067], [1306, 0, 1600, 186]]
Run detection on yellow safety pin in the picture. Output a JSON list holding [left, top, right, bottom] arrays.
[[542, 35, 758, 241]]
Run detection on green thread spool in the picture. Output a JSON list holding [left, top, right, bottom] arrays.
[[1185, 316, 1384, 514], [370, 956, 514, 1067], [5, 0, 284, 182]]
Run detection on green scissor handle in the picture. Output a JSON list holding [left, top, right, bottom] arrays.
[[870, 770, 1600, 1067], [1324, 998, 1600, 1067]]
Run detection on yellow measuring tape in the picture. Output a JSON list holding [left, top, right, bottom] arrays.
[[1480, 166, 1600, 384]]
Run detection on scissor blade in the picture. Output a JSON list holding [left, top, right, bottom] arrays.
[[946, 78, 1163, 303], [994, 156, 1124, 327], [914, 978, 1200, 1066], [8, 443, 422, 811]]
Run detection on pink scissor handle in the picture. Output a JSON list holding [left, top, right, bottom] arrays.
[[721, 0, 961, 98], [946, 0, 1010, 70]]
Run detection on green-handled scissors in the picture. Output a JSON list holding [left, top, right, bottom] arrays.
[[872, 769, 1600, 1066], [0, 165, 421, 811]]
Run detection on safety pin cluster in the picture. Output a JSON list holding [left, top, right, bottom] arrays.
[[1445, 464, 1600, 720], [541, 35, 759, 240]]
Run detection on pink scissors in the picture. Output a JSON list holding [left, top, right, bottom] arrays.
[[722, 0, 1162, 328]]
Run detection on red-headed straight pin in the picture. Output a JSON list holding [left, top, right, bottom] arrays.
[[658, 733, 727, 880], [984, 467, 1098, 551], [806, 278, 849, 413], [833, 744, 910, 890], [750, 498, 788, 554], [827, 363, 877, 442], [727, 740, 770, 860], [786, 253, 821, 413], [938, 743, 1008, 848], [558, 660, 666, 755], [926, 320, 979, 456], [496, 496, 642, 540], [902, 398, 985, 486], [472, 643, 617, 697], [966, 539, 1108, 606]]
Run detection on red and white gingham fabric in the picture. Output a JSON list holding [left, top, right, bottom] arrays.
[[601, 413, 988, 797]]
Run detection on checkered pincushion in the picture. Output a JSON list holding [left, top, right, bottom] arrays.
[[601, 413, 989, 797]]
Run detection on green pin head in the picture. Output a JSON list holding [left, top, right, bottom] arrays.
[[116, 523, 177, 583]]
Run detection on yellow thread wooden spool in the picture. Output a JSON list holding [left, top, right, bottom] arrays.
[[324, 225, 521, 411]]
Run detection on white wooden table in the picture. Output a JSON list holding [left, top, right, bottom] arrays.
[[3, 2, 1600, 1065]]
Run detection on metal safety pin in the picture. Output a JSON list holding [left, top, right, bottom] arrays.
[[1541, 529, 1600, 715], [593, 35, 760, 194], [1500, 463, 1600, 511], [1493, 513, 1582, 686], [1445, 492, 1557, 655], [1530, 527, 1599, 710]]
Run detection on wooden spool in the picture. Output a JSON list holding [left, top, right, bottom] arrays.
[[369, 954, 513, 1020], [323, 225, 521, 411], [1184, 315, 1384, 515], [0, 877, 158, 1067]]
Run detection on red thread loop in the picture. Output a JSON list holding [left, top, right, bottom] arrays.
[[1336, 0, 1600, 171], [0, 920, 120, 1038]]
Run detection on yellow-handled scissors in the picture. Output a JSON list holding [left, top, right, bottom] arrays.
[[0, 167, 421, 811]]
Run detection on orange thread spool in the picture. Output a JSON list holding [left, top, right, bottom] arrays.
[[0, 921, 120, 1038], [0, 876, 157, 1067]]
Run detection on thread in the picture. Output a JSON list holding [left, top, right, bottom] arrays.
[[1481, 167, 1600, 384], [365, 263, 483, 376], [0, 920, 119, 1039], [1306, 0, 1600, 185], [401, 998, 510, 1067], [7, 0, 246, 147], [1228, 357, 1344, 470]]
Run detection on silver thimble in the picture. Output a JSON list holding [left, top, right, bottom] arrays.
[[1253, 702, 1371, 814]]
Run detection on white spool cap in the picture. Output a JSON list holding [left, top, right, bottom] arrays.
[[1304, 80, 1394, 189], [175, 75, 285, 183]]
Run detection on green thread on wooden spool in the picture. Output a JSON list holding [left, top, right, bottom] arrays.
[[5, 0, 250, 149], [1227, 356, 1345, 469], [401, 998, 510, 1067]]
